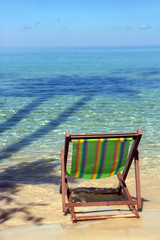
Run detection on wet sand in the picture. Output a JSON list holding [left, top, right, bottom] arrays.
[[0, 171, 160, 239]]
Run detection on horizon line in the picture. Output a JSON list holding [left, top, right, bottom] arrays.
[[0, 44, 160, 49]]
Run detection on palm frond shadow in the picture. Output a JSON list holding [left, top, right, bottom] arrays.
[[0, 158, 61, 184], [0, 207, 44, 225], [0, 181, 44, 225], [0, 157, 79, 225]]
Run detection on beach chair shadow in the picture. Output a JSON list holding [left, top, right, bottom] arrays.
[[60, 129, 142, 222]]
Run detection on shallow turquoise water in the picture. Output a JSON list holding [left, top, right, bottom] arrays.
[[0, 47, 160, 183]]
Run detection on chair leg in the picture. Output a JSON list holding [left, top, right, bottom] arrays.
[[68, 193, 77, 223], [134, 150, 142, 210], [117, 173, 140, 218], [61, 149, 67, 213], [61, 178, 66, 213]]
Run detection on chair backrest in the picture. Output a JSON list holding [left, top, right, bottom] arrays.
[[67, 137, 133, 179]]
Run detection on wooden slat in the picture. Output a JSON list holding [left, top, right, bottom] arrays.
[[70, 132, 139, 140], [65, 200, 137, 208], [122, 128, 142, 181], [71, 187, 119, 194]]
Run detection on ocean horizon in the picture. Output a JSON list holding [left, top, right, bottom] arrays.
[[0, 46, 160, 183]]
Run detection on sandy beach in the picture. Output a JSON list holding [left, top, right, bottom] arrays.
[[0, 170, 160, 240]]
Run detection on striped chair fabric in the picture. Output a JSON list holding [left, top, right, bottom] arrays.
[[67, 138, 133, 179]]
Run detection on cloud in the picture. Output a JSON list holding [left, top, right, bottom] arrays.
[[34, 22, 40, 26], [23, 26, 32, 30], [62, 26, 67, 30], [22, 22, 40, 31], [139, 24, 151, 30]]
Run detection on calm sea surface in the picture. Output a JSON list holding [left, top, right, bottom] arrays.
[[0, 47, 160, 183]]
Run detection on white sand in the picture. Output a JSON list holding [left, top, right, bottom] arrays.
[[0, 171, 160, 239]]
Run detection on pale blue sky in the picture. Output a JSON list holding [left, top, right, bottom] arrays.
[[0, 0, 160, 47]]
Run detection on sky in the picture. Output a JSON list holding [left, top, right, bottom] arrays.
[[0, 0, 160, 47]]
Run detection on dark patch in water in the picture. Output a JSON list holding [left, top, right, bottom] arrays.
[[0, 95, 92, 159], [140, 68, 160, 76], [112, 67, 160, 77], [0, 75, 138, 98]]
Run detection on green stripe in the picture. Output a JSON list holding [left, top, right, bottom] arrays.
[[116, 142, 124, 173], [97, 139, 106, 178], [78, 139, 85, 178]]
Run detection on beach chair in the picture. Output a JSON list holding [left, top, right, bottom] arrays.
[[60, 128, 142, 222]]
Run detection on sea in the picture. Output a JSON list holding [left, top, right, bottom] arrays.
[[0, 46, 160, 184]]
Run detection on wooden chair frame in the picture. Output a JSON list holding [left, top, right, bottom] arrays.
[[60, 128, 142, 222]]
